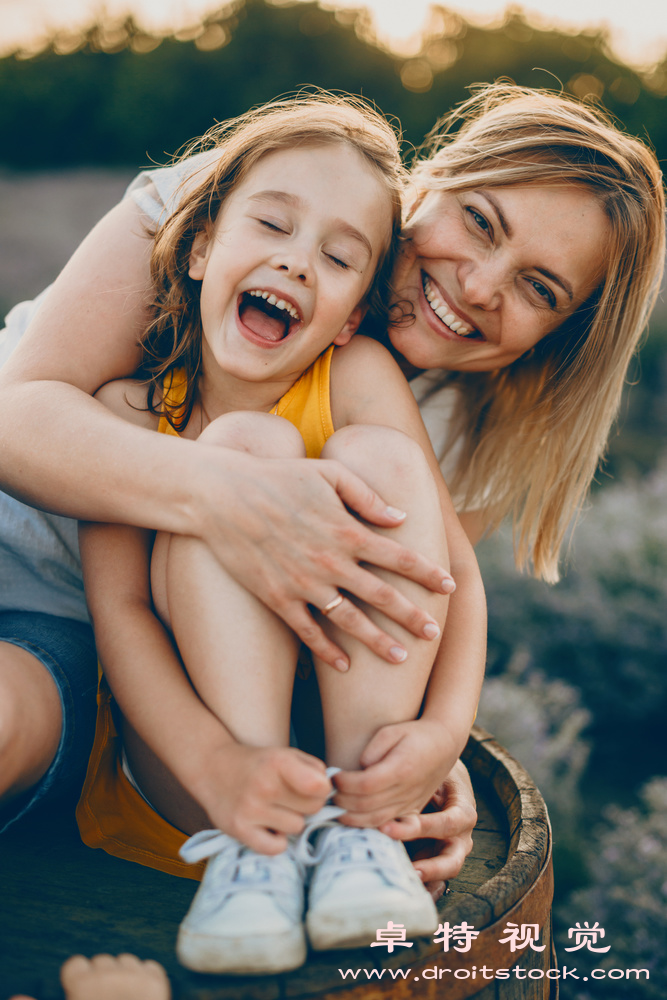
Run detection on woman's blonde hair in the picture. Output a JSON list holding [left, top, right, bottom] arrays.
[[140, 92, 405, 431], [408, 83, 665, 582]]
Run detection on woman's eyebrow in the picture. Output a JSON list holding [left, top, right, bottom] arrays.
[[479, 190, 574, 301], [478, 190, 513, 237], [248, 190, 373, 257]]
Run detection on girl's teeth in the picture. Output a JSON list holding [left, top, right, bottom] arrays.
[[247, 289, 301, 321]]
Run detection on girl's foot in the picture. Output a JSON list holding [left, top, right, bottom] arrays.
[[306, 825, 438, 951], [60, 954, 171, 1000]]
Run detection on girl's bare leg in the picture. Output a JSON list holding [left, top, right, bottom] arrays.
[[0, 644, 62, 804], [123, 413, 307, 828], [314, 425, 449, 769]]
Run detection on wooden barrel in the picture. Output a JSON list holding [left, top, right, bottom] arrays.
[[0, 726, 555, 999]]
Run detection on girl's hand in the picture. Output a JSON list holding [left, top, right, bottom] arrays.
[[194, 743, 331, 855], [336, 757, 476, 901], [195, 449, 453, 671], [331, 718, 458, 828]]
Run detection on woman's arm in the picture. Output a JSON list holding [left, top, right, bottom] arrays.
[[458, 510, 489, 547], [0, 196, 452, 669]]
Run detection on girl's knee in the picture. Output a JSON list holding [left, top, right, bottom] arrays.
[[323, 425, 429, 482], [198, 412, 305, 458]]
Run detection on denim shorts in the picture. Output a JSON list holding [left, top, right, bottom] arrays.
[[0, 610, 98, 834]]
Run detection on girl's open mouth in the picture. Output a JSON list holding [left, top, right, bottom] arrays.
[[237, 290, 302, 345]]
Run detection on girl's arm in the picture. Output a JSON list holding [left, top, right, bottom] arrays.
[[0, 195, 453, 671], [329, 337, 486, 824], [81, 517, 331, 853], [79, 379, 332, 853]]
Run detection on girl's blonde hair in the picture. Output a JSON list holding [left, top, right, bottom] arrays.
[[408, 83, 665, 582], [140, 92, 405, 431]]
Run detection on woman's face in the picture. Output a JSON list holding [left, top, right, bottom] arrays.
[[390, 182, 610, 372]]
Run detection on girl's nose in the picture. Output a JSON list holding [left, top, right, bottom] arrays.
[[272, 244, 314, 284]]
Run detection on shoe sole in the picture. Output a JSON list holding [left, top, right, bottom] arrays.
[[307, 896, 438, 951], [177, 924, 307, 974]]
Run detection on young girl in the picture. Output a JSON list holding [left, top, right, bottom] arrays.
[[76, 97, 485, 976]]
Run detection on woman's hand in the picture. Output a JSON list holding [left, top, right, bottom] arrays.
[[404, 760, 477, 899], [379, 759, 477, 900], [195, 447, 453, 670]]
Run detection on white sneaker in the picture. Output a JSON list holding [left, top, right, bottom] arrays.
[[306, 825, 438, 951], [176, 830, 307, 974]]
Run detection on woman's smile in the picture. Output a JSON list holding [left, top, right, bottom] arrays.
[[390, 182, 609, 372], [420, 271, 482, 341]]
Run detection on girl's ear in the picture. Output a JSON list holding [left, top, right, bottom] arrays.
[[188, 231, 210, 280], [333, 304, 366, 346]]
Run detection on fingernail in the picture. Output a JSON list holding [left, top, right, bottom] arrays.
[[441, 577, 456, 593], [389, 645, 407, 662], [385, 506, 406, 521], [423, 622, 440, 640], [335, 658, 349, 672], [414, 867, 425, 880]]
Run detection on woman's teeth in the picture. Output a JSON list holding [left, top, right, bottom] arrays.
[[422, 275, 474, 337], [247, 289, 301, 322]]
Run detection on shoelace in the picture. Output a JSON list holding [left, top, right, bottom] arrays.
[[179, 767, 346, 889], [304, 824, 402, 875], [180, 831, 306, 900]]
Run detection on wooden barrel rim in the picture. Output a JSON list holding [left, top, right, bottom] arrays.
[[261, 725, 554, 999]]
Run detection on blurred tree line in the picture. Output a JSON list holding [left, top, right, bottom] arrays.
[[1, 0, 665, 170], [2, 0, 665, 476]]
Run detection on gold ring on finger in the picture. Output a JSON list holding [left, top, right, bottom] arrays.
[[321, 593, 344, 615]]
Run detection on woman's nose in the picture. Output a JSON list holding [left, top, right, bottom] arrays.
[[458, 259, 503, 310]]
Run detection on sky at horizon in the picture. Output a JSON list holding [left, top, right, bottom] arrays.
[[0, 0, 665, 67]]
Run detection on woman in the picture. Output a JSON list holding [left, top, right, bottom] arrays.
[[0, 85, 663, 890]]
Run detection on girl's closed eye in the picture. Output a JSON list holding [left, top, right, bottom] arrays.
[[326, 252, 351, 270], [258, 217, 288, 233]]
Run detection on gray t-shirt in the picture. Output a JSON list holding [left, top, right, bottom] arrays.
[[0, 158, 461, 622]]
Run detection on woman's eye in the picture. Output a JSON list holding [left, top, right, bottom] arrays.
[[466, 206, 492, 237], [527, 278, 556, 308]]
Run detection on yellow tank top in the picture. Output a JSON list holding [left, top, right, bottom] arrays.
[[76, 348, 335, 879], [158, 346, 334, 459]]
